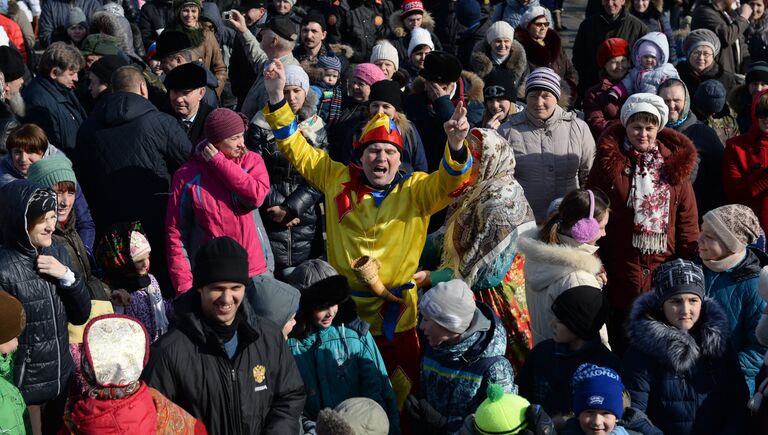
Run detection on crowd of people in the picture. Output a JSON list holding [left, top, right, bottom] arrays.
[[1, 0, 768, 434]]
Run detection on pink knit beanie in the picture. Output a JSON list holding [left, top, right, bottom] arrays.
[[353, 63, 386, 86], [204, 108, 248, 144]]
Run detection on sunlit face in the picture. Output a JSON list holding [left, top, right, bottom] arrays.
[[361, 142, 401, 188], [323, 69, 339, 86], [698, 221, 728, 261], [198, 282, 245, 326], [409, 45, 431, 70], [492, 38, 512, 57], [641, 55, 657, 69], [663, 293, 701, 331], [274, 0, 292, 15], [633, 0, 650, 12], [87, 72, 107, 99], [11, 148, 43, 176], [751, 0, 765, 20], [583, 211, 609, 245], [659, 84, 686, 122], [300, 22, 326, 49], [133, 253, 151, 276], [4, 76, 23, 98], [311, 304, 338, 329], [53, 182, 75, 223], [67, 24, 87, 43], [603, 0, 626, 17], [350, 77, 371, 102], [214, 132, 247, 159], [526, 90, 558, 120], [404, 14, 423, 31], [52, 68, 79, 89], [282, 313, 296, 339], [0, 337, 18, 355], [180, 5, 199, 27], [625, 119, 659, 152], [604, 56, 629, 81], [750, 81, 768, 96], [374, 59, 397, 79], [27, 210, 56, 248], [419, 314, 460, 347], [369, 101, 397, 119], [579, 410, 619, 435], [551, 317, 579, 343], [485, 98, 512, 118], [527, 17, 549, 40], [170, 87, 205, 118], [689, 47, 714, 73], [284, 85, 306, 113]]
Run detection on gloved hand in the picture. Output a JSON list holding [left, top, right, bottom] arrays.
[[405, 395, 447, 434], [518, 404, 555, 435]]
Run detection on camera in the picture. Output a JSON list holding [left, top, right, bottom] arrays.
[[223, 10, 233, 20]]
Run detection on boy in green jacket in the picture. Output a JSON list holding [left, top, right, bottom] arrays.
[[0, 289, 31, 434]]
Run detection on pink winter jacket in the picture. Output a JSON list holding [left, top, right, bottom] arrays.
[[166, 143, 270, 295]]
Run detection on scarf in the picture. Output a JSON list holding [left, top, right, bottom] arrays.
[[624, 139, 671, 254], [665, 79, 691, 129], [703, 250, 746, 273], [145, 276, 169, 340]]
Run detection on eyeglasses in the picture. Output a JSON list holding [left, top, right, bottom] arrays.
[[484, 85, 508, 99], [532, 21, 549, 27], [690, 51, 713, 59]]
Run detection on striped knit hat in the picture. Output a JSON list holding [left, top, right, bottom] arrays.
[[317, 55, 342, 73], [525, 67, 561, 100]]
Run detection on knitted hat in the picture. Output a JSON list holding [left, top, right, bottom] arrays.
[[203, 108, 248, 144], [484, 69, 517, 101], [353, 63, 386, 86], [68, 7, 87, 27], [684, 28, 721, 58], [525, 67, 561, 100], [473, 384, 531, 435], [316, 397, 390, 435], [285, 259, 339, 291], [597, 38, 630, 68], [520, 6, 549, 29], [90, 54, 129, 85], [551, 286, 608, 340], [0, 290, 25, 344], [637, 40, 661, 62], [317, 55, 342, 73], [401, 0, 424, 18], [370, 80, 403, 111], [620, 93, 669, 127], [82, 314, 149, 388], [176, 0, 202, 11], [26, 188, 57, 222], [0, 46, 25, 81], [129, 231, 151, 261], [652, 259, 705, 303], [419, 279, 476, 334], [284, 64, 310, 93], [486, 20, 515, 44], [27, 155, 77, 189], [192, 236, 250, 290], [408, 27, 434, 57], [353, 112, 403, 151], [571, 364, 625, 418], [301, 10, 326, 30], [164, 62, 207, 90], [702, 205, 761, 254], [371, 41, 399, 71], [455, 0, 482, 27], [747, 61, 768, 85], [692, 79, 726, 116], [420, 51, 462, 84], [80, 34, 120, 56], [155, 30, 193, 59]]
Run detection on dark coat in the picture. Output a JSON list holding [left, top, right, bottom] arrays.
[[53, 211, 109, 301], [0, 99, 18, 154], [327, 97, 368, 163], [0, 180, 91, 404], [456, 18, 491, 70], [22, 76, 87, 156], [139, 0, 176, 49], [163, 101, 214, 146], [38, 0, 101, 47], [326, 0, 393, 63], [587, 124, 699, 310], [515, 28, 579, 104], [583, 77, 622, 139], [622, 293, 749, 435], [691, 1, 750, 74], [469, 39, 528, 99], [143, 290, 306, 435], [676, 61, 738, 113], [424, 0, 493, 57]]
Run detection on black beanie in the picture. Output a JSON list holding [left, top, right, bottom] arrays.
[[551, 286, 608, 340], [369, 80, 403, 111], [0, 46, 25, 82], [192, 236, 250, 290], [26, 188, 57, 222]]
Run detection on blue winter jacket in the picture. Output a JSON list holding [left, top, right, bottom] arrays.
[[22, 76, 87, 156], [420, 302, 516, 434], [622, 293, 749, 435], [702, 248, 768, 396]]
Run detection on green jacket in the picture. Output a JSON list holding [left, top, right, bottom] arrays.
[[0, 352, 31, 434]]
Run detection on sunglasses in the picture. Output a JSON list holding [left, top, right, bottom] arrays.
[[532, 21, 549, 27]]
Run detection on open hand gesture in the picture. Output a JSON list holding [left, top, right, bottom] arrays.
[[444, 101, 469, 151], [264, 58, 286, 105]]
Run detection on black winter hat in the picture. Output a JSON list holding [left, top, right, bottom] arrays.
[[155, 30, 193, 59], [257, 15, 298, 41], [369, 80, 403, 111], [301, 10, 326, 30], [652, 259, 705, 304], [551, 286, 608, 340], [419, 51, 462, 84], [0, 46, 25, 82], [26, 188, 57, 222], [164, 62, 207, 90], [747, 61, 768, 85], [483, 69, 516, 101], [90, 55, 129, 85], [192, 236, 250, 290]]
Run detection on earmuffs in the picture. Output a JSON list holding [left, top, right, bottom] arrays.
[[570, 190, 600, 244]]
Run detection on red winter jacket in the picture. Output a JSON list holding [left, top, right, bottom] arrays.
[[0, 14, 27, 63], [583, 77, 623, 140], [587, 124, 699, 310], [723, 89, 768, 232]]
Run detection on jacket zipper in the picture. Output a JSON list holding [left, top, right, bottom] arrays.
[[230, 367, 243, 435], [16, 348, 32, 388], [48, 288, 61, 396]]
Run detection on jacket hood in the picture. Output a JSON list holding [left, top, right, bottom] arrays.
[[94, 92, 157, 126], [626, 292, 729, 373], [517, 228, 602, 292], [631, 31, 670, 66], [410, 70, 485, 103], [389, 10, 436, 38], [470, 39, 528, 81], [0, 179, 54, 256], [596, 123, 697, 186], [429, 303, 505, 362]]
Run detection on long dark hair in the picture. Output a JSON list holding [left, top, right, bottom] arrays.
[[539, 188, 610, 244]]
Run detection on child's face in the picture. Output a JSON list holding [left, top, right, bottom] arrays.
[[550, 317, 579, 344], [641, 55, 657, 69], [312, 304, 338, 329], [579, 410, 618, 435], [697, 221, 728, 261], [0, 337, 18, 355], [134, 254, 151, 276], [323, 69, 339, 86]]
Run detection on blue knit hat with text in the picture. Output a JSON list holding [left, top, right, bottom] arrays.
[[571, 364, 624, 418]]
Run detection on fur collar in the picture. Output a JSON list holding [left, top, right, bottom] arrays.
[[514, 28, 562, 69], [469, 39, 528, 80], [389, 10, 436, 38], [328, 43, 353, 59], [626, 293, 730, 373], [517, 228, 603, 291], [596, 123, 697, 186], [410, 70, 485, 103]]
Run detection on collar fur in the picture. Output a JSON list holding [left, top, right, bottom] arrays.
[[514, 28, 561, 69], [469, 39, 528, 80]]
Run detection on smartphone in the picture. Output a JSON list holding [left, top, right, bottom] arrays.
[[223, 10, 232, 20]]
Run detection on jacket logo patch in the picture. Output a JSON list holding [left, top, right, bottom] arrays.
[[588, 395, 605, 406], [253, 365, 266, 383]]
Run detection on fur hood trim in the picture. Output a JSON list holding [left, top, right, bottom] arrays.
[[470, 39, 528, 81], [514, 28, 562, 69], [596, 123, 697, 186], [329, 43, 354, 59], [316, 408, 356, 435], [301, 60, 325, 84], [410, 70, 485, 103], [389, 10, 435, 38], [626, 292, 730, 373], [90, 11, 132, 53]]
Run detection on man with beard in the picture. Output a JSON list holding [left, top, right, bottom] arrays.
[[293, 11, 351, 87], [0, 46, 25, 153]]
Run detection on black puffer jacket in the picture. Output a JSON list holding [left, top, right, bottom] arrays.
[[246, 96, 327, 271], [0, 180, 91, 404], [326, 0, 393, 63], [143, 290, 306, 435], [138, 0, 175, 49]]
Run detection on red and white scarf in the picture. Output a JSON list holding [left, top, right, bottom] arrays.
[[625, 140, 670, 254]]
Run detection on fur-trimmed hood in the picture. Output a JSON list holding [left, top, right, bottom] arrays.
[[410, 70, 485, 103], [626, 292, 730, 373], [517, 227, 603, 292], [595, 123, 697, 186], [470, 39, 528, 81], [329, 43, 354, 59], [389, 10, 436, 38]]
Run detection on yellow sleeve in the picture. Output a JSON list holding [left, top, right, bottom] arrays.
[[262, 102, 346, 193], [411, 141, 473, 215]]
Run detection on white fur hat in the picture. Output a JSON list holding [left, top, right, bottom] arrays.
[[520, 6, 549, 29], [408, 27, 434, 57], [486, 21, 515, 44], [371, 40, 399, 71], [620, 93, 669, 128]]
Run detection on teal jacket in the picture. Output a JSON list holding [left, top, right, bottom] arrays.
[[0, 352, 31, 435], [288, 319, 400, 432], [702, 248, 768, 396]]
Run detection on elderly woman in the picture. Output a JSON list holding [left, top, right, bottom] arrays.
[[583, 38, 631, 138], [587, 93, 699, 353], [247, 64, 327, 278], [514, 6, 578, 106], [470, 20, 528, 99], [676, 29, 737, 103], [499, 67, 595, 223]]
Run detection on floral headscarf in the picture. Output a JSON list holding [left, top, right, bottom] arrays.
[[95, 221, 152, 292]]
